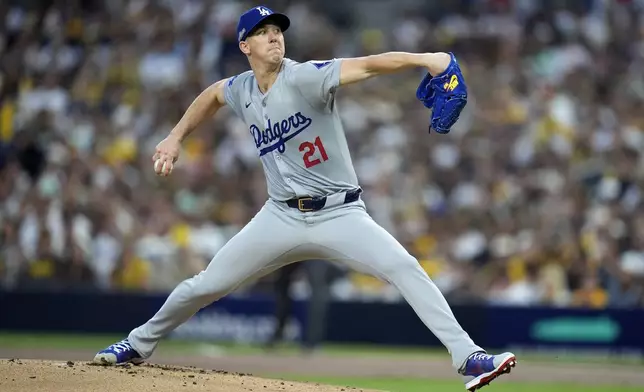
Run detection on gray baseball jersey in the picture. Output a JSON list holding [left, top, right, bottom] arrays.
[[125, 58, 484, 374], [223, 58, 358, 201]]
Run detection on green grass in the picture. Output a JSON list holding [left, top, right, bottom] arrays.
[[275, 376, 644, 392], [0, 332, 204, 355], [1, 332, 642, 391], [0, 331, 449, 358], [0, 331, 642, 367]]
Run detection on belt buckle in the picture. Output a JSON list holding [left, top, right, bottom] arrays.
[[297, 197, 314, 212]]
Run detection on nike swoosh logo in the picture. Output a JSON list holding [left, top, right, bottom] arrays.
[[245, 102, 252, 108]]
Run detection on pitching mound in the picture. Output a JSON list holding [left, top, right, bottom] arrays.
[[0, 359, 374, 392]]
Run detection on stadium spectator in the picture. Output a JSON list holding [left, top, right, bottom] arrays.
[[0, 0, 643, 309]]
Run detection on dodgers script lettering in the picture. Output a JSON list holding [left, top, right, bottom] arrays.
[[250, 112, 313, 156]]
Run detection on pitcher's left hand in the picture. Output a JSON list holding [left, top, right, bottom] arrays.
[[416, 52, 468, 134]]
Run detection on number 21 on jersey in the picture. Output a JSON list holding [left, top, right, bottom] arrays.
[[299, 136, 329, 168]]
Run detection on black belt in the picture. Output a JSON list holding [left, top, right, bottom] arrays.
[[286, 188, 363, 212]]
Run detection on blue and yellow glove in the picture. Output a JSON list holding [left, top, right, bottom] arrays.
[[415, 52, 467, 134]]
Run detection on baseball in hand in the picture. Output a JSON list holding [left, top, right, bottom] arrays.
[[154, 159, 173, 175]]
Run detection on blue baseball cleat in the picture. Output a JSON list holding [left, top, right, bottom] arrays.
[[93, 338, 144, 366], [460, 351, 517, 391]]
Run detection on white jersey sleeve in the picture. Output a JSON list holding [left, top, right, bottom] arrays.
[[223, 71, 252, 117], [286, 59, 343, 112]]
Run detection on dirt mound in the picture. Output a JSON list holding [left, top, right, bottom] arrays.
[[0, 359, 377, 392]]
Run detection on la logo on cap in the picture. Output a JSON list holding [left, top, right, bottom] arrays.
[[257, 7, 271, 16]]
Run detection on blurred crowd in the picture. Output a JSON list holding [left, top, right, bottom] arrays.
[[1, 0, 644, 309]]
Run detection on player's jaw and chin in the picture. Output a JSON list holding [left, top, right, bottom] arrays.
[[264, 46, 283, 64], [240, 23, 285, 66]]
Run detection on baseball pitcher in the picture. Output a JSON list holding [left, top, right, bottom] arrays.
[[94, 6, 516, 391]]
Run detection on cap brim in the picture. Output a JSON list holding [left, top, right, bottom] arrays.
[[247, 13, 290, 38]]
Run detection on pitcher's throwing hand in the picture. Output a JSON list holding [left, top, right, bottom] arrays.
[[152, 134, 181, 176]]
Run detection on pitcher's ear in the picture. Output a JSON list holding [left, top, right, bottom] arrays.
[[239, 41, 251, 55]]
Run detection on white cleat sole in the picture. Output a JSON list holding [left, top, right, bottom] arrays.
[[93, 353, 144, 366], [465, 354, 517, 391]]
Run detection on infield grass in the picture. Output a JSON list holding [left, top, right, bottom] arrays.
[[273, 376, 644, 392], [0, 331, 642, 367], [1, 332, 643, 391]]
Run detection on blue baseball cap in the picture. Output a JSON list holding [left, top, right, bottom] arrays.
[[237, 6, 290, 42]]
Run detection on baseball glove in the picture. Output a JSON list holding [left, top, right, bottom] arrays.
[[415, 52, 467, 134]]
